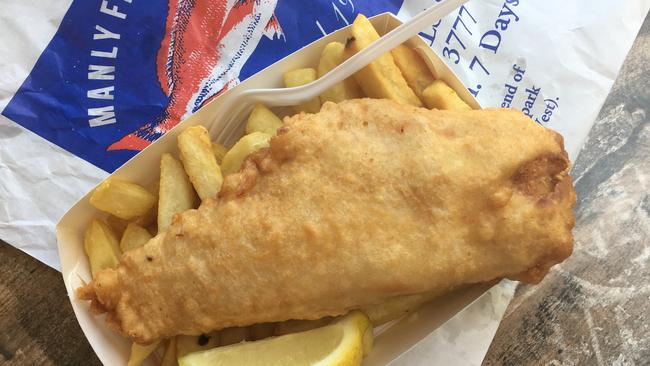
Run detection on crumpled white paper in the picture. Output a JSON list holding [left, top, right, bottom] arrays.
[[0, 0, 108, 269], [0, 1, 648, 365]]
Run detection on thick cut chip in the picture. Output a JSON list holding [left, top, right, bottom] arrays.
[[211, 143, 227, 165], [391, 44, 435, 102], [219, 327, 250, 346], [127, 341, 159, 366], [345, 14, 422, 107], [318, 42, 363, 103], [120, 223, 153, 253], [362, 292, 441, 325], [220, 132, 271, 176], [283, 68, 321, 114], [177, 332, 220, 358], [422, 80, 472, 111], [158, 153, 197, 232], [274, 318, 333, 336], [89, 179, 156, 220], [178, 126, 223, 201], [84, 220, 121, 277], [160, 338, 178, 366], [245, 104, 284, 135], [249, 323, 275, 341], [106, 207, 156, 238]]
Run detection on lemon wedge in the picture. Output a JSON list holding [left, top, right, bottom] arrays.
[[178, 311, 372, 366]]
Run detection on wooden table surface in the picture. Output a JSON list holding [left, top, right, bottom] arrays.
[[1, 15, 649, 366]]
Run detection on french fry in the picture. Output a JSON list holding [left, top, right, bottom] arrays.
[[422, 80, 472, 111], [283, 68, 321, 114], [245, 104, 284, 135], [220, 132, 272, 176], [137, 204, 158, 227], [106, 206, 157, 238], [317, 42, 363, 103], [273, 317, 332, 336], [362, 326, 374, 357], [249, 323, 275, 341], [178, 126, 223, 201], [362, 292, 439, 325], [127, 341, 160, 366], [345, 14, 422, 107], [391, 44, 435, 101], [219, 326, 250, 346], [89, 179, 156, 220], [119, 223, 153, 253], [105, 181, 159, 236], [176, 332, 220, 358], [158, 153, 197, 232], [160, 337, 178, 366], [105, 215, 129, 238], [211, 142, 228, 165], [84, 220, 121, 277]]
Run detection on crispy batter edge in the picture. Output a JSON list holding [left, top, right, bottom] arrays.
[[509, 131, 576, 284]]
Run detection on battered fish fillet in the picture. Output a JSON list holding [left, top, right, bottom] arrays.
[[78, 99, 576, 344]]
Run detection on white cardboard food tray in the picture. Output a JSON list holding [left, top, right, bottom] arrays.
[[56, 13, 491, 366]]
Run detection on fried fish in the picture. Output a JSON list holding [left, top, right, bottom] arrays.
[[78, 99, 575, 344]]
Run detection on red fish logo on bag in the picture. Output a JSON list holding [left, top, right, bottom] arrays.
[[2, 0, 403, 172], [108, 0, 282, 151]]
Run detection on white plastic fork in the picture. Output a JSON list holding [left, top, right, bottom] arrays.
[[210, 0, 469, 140]]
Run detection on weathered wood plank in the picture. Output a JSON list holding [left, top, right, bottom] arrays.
[[0, 243, 100, 365]]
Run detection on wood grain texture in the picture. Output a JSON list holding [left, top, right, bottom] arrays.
[[483, 14, 650, 366], [1, 14, 648, 366], [0, 243, 100, 365]]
